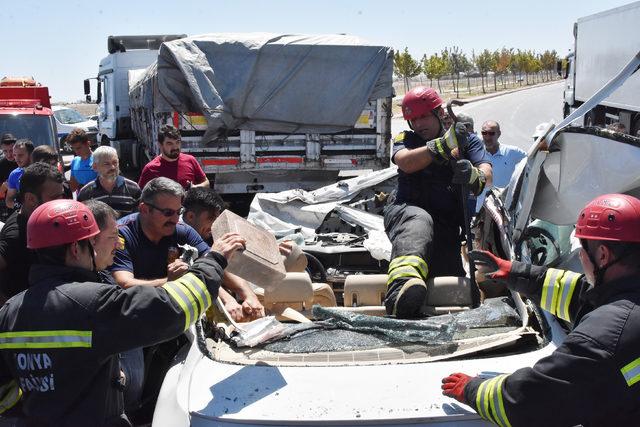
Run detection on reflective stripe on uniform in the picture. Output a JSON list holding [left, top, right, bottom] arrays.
[[0, 330, 92, 349], [163, 273, 211, 331], [0, 380, 21, 414], [475, 375, 512, 427], [621, 357, 640, 387], [388, 256, 429, 280], [387, 266, 422, 284], [540, 268, 581, 321]]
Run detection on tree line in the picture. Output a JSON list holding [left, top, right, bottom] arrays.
[[394, 46, 561, 97]]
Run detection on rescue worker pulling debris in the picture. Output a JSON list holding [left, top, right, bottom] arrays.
[[385, 86, 492, 318], [0, 199, 245, 425], [442, 193, 640, 426]]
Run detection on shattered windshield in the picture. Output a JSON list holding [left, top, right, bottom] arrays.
[[54, 107, 86, 124]]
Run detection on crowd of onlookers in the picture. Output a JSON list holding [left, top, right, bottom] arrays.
[[0, 124, 279, 412]]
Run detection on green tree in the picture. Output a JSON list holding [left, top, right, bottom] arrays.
[[445, 46, 466, 97], [423, 53, 449, 92], [394, 47, 421, 94], [474, 49, 495, 94], [495, 48, 513, 88], [540, 49, 559, 81]]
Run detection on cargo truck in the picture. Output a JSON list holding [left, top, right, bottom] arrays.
[[560, 1, 640, 135], [85, 34, 393, 197]]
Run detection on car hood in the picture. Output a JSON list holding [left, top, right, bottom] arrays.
[[178, 340, 556, 426]]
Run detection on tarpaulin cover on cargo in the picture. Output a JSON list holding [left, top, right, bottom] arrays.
[[129, 32, 394, 140]]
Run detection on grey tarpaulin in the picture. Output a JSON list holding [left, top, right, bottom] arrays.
[[129, 33, 394, 141]]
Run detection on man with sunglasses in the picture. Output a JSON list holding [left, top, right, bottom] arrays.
[[441, 193, 640, 426], [476, 120, 526, 211], [384, 87, 493, 318], [110, 177, 208, 288]]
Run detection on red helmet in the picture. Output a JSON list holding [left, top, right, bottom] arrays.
[[27, 200, 100, 249], [401, 87, 443, 121], [575, 194, 640, 243]]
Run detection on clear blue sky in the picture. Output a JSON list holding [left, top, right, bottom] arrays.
[[2, 0, 633, 102]]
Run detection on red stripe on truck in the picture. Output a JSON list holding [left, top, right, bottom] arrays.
[[257, 157, 303, 164], [202, 158, 239, 166]]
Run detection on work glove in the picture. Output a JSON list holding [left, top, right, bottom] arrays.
[[427, 122, 468, 163], [452, 159, 487, 196], [469, 250, 512, 281], [441, 372, 473, 404]]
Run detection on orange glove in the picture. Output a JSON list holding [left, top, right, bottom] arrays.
[[441, 372, 473, 404], [469, 250, 513, 281]]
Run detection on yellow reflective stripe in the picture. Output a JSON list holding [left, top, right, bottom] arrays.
[[0, 380, 21, 414], [389, 256, 428, 279], [475, 379, 490, 421], [184, 273, 212, 310], [485, 376, 503, 425], [492, 375, 512, 427], [0, 330, 92, 349], [621, 357, 640, 387], [386, 267, 422, 286], [476, 378, 498, 424], [540, 268, 562, 315], [163, 282, 193, 331], [557, 271, 580, 321], [177, 273, 209, 315]]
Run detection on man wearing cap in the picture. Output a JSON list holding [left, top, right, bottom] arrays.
[[476, 120, 526, 211], [384, 87, 492, 318], [0, 198, 244, 425], [441, 193, 640, 426]]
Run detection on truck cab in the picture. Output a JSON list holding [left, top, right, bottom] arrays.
[[85, 35, 186, 169], [0, 77, 58, 150]]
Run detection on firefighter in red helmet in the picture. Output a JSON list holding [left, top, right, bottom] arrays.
[[0, 199, 245, 425], [384, 86, 492, 318], [441, 193, 640, 426]]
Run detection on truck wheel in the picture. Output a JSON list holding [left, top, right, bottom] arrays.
[[100, 136, 110, 146]]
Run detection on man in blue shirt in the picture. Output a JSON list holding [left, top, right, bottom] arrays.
[[476, 120, 526, 211], [5, 139, 33, 209], [385, 87, 493, 318], [110, 177, 207, 286], [68, 128, 98, 192]]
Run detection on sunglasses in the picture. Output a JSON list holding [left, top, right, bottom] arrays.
[[146, 202, 184, 217], [481, 131, 496, 136]]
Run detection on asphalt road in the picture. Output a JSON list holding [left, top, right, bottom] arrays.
[[392, 81, 565, 152]]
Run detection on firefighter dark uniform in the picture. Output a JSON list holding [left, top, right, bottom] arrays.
[[0, 252, 226, 426], [461, 261, 640, 426], [384, 129, 490, 316]]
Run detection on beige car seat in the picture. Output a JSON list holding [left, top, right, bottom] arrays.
[[343, 274, 473, 316]]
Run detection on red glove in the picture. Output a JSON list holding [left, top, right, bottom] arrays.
[[469, 250, 512, 281], [441, 372, 473, 404]]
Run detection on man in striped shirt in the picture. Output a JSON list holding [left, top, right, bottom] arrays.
[[78, 146, 141, 217]]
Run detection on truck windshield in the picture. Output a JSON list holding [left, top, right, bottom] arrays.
[[0, 115, 56, 148], [54, 108, 86, 124]]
